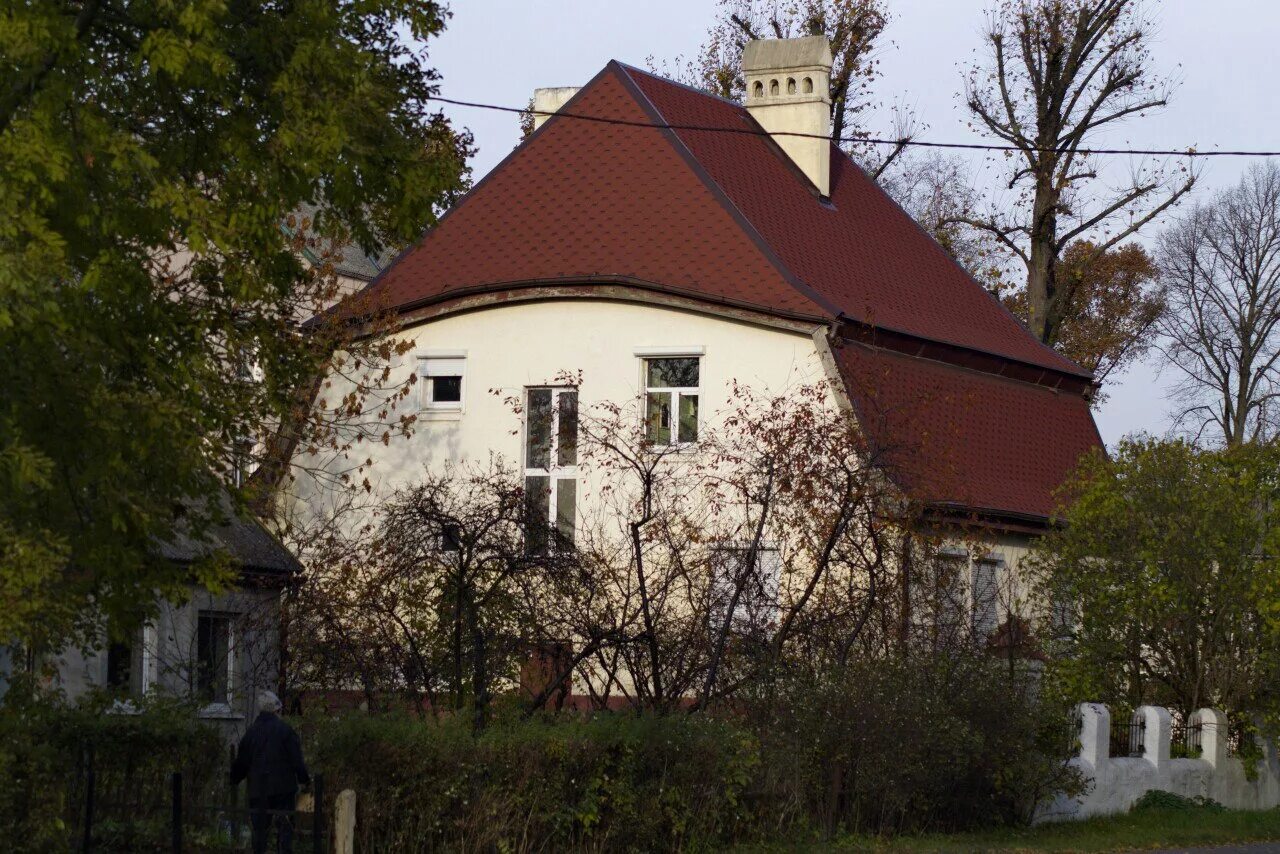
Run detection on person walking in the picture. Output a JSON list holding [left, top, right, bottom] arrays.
[[231, 690, 311, 854]]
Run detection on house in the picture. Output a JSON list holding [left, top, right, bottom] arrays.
[[0, 499, 300, 735], [286, 37, 1103, 670]]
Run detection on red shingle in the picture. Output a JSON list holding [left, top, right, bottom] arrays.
[[835, 341, 1102, 519], [365, 68, 826, 319], [623, 65, 1083, 375]]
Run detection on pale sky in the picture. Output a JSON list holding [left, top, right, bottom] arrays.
[[424, 0, 1277, 447]]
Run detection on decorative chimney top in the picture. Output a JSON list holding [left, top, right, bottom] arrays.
[[742, 36, 833, 197], [531, 87, 581, 131]]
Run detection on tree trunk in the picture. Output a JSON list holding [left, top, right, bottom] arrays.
[[1027, 176, 1061, 344], [469, 603, 488, 731]]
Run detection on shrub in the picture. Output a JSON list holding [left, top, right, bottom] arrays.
[[303, 710, 759, 852], [740, 654, 1084, 837], [1132, 789, 1225, 813], [0, 681, 225, 852]]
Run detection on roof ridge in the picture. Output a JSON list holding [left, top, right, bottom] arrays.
[[624, 64, 1090, 379], [612, 62, 843, 322]]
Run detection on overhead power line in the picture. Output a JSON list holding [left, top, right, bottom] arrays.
[[430, 95, 1280, 159]]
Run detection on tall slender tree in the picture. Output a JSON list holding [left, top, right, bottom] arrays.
[[960, 0, 1194, 347]]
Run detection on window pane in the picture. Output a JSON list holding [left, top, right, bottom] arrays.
[[524, 475, 550, 554], [678, 394, 699, 443], [557, 391, 578, 466], [526, 389, 552, 469], [106, 640, 132, 690], [646, 357, 699, 388], [196, 613, 230, 704], [555, 478, 576, 550], [645, 392, 671, 444], [431, 375, 462, 403]]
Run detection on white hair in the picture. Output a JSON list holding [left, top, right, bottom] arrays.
[[258, 690, 282, 714]]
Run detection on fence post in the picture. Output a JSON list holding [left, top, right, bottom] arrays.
[[334, 790, 356, 854], [1078, 702, 1110, 769], [170, 771, 182, 854], [1193, 708, 1228, 767], [229, 744, 241, 846], [82, 750, 95, 854], [312, 773, 325, 854], [1137, 705, 1172, 769]]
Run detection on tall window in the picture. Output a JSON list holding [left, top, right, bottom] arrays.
[[971, 558, 1001, 641], [420, 356, 465, 411], [105, 639, 133, 692], [709, 543, 781, 635], [643, 357, 699, 445], [105, 624, 154, 696], [524, 387, 578, 553], [912, 550, 967, 649], [196, 611, 233, 706]]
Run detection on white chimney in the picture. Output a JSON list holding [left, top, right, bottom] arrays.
[[531, 86, 580, 131], [742, 36, 833, 197]]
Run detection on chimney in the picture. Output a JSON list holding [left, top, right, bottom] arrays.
[[742, 36, 833, 197], [531, 86, 581, 131]]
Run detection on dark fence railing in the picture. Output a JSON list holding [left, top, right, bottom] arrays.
[[1170, 718, 1203, 758], [74, 746, 326, 853], [1109, 715, 1146, 758], [1228, 717, 1252, 756]]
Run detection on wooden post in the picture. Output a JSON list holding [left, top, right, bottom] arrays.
[[82, 762, 95, 853], [334, 790, 356, 854], [312, 773, 325, 854], [170, 772, 182, 854]]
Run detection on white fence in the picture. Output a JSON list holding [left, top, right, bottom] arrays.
[[1039, 703, 1280, 821]]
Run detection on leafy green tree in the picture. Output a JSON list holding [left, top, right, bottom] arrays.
[[1030, 438, 1280, 721], [0, 0, 472, 654]]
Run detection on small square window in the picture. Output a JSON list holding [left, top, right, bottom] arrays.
[[420, 357, 465, 411], [643, 357, 700, 445]]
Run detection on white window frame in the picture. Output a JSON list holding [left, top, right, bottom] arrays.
[[139, 622, 156, 694], [636, 349, 703, 447], [418, 352, 467, 414], [523, 386, 579, 552]]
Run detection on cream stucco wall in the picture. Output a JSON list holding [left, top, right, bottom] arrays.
[[286, 295, 1044, 669], [291, 297, 834, 516]]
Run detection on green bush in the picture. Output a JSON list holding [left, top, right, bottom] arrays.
[[304, 711, 759, 852], [0, 681, 225, 852], [1132, 789, 1225, 813], [741, 655, 1084, 837], [301, 656, 1079, 850]]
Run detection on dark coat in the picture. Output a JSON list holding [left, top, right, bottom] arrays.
[[231, 712, 310, 797]]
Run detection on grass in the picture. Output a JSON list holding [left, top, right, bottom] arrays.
[[741, 803, 1280, 853]]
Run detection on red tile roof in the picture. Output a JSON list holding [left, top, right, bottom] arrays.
[[366, 67, 828, 320], [351, 60, 1104, 521], [834, 341, 1103, 519], [623, 66, 1084, 376]]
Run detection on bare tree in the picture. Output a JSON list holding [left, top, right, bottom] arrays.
[[961, 0, 1195, 345], [1158, 163, 1280, 446]]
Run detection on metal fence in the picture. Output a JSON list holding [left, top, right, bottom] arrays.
[[1109, 715, 1146, 758], [1170, 718, 1203, 758], [75, 748, 327, 853]]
